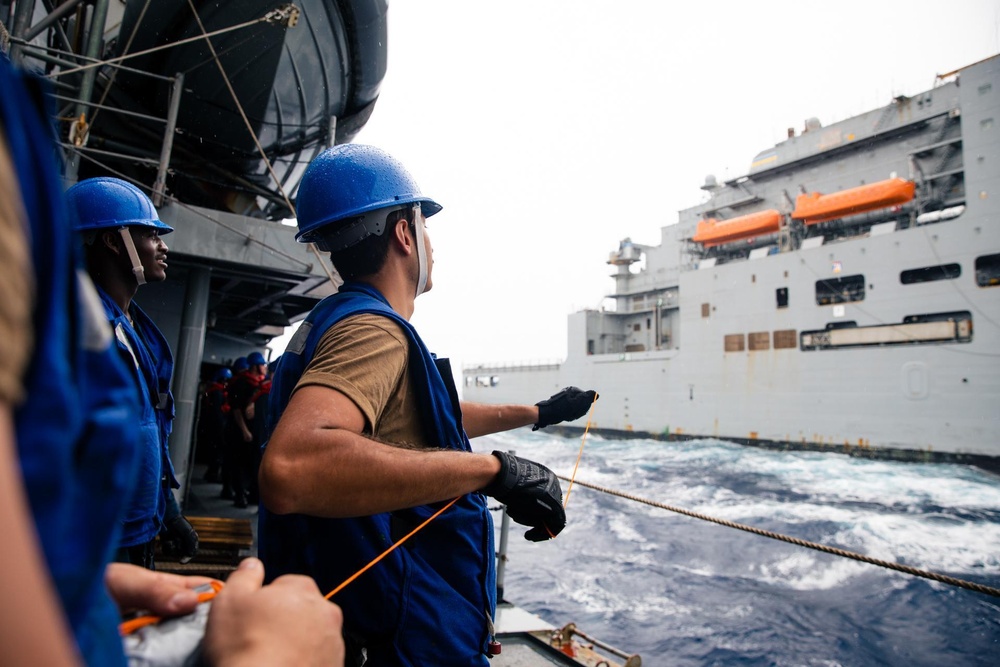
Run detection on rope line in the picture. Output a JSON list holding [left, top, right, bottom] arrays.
[[324, 497, 461, 600], [562, 393, 598, 509], [558, 476, 1000, 598]]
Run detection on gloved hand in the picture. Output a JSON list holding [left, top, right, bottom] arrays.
[[482, 450, 565, 541], [533, 387, 598, 431], [164, 515, 199, 564]]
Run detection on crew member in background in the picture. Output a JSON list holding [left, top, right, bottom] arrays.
[[219, 356, 248, 500], [67, 177, 197, 569], [0, 52, 344, 666], [199, 367, 231, 484], [258, 144, 597, 665], [226, 351, 266, 508]]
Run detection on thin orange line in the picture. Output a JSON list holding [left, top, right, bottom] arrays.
[[119, 580, 223, 636], [325, 496, 461, 600], [562, 394, 598, 509]]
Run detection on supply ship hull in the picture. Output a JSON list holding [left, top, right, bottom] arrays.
[[464, 55, 1000, 469]]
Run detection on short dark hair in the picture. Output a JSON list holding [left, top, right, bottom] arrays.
[[324, 207, 413, 280]]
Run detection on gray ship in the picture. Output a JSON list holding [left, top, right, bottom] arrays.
[[464, 54, 1000, 470]]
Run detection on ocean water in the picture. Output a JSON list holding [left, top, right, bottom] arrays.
[[472, 431, 1000, 666]]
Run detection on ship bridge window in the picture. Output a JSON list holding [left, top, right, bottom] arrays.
[[975, 253, 1000, 287], [901, 263, 961, 284], [475, 375, 500, 388], [815, 274, 865, 305]]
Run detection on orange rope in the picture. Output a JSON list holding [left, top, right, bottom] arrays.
[[325, 496, 461, 600], [119, 580, 223, 635], [562, 394, 598, 509]]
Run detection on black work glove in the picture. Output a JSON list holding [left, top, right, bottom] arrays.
[[533, 387, 598, 431], [482, 450, 566, 541], [164, 515, 199, 564]]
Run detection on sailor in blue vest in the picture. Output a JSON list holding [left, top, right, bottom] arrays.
[[0, 50, 143, 665], [258, 144, 597, 665], [66, 177, 196, 569]]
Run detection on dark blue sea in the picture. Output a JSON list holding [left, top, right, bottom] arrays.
[[473, 431, 1000, 666]]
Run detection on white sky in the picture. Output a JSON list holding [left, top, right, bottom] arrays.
[[275, 0, 999, 369]]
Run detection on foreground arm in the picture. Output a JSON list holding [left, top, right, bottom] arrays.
[[0, 407, 81, 667], [260, 385, 501, 517], [203, 558, 344, 667]]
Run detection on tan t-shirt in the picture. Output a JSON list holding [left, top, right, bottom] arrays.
[[0, 129, 34, 405], [294, 313, 429, 448]]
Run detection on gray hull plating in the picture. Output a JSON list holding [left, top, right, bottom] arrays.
[[464, 55, 1000, 466]]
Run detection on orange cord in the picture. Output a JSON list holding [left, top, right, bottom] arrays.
[[325, 496, 461, 600], [562, 393, 598, 509], [119, 580, 223, 636], [119, 497, 462, 635]]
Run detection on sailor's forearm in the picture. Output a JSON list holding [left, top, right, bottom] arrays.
[[259, 428, 501, 517], [461, 402, 539, 438]]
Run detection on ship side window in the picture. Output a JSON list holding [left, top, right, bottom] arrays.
[[724, 334, 745, 352], [748, 332, 770, 351], [701, 303, 710, 318], [815, 274, 865, 305], [776, 287, 788, 308], [900, 263, 961, 284], [774, 330, 797, 348], [633, 323, 641, 332], [975, 253, 1000, 287]]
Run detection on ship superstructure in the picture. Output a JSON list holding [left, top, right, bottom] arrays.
[[465, 55, 1000, 467]]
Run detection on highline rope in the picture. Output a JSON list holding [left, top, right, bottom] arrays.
[[558, 476, 1000, 598]]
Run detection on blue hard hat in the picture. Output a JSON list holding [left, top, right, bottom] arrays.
[[233, 357, 249, 372], [66, 177, 174, 234], [214, 368, 233, 382], [295, 144, 441, 245], [247, 351, 267, 366]]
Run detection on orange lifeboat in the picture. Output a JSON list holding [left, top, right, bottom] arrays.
[[692, 209, 782, 248], [792, 177, 915, 225]]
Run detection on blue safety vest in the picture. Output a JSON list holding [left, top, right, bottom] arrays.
[[259, 282, 496, 666], [3, 57, 138, 666], [98, 289, 178, 547]]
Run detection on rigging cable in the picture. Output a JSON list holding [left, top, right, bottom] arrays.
[[182, 0, 338, 286], [39, 9, 282, 78], [558, 475, 1000, 598], [63, 148, 313, 271]]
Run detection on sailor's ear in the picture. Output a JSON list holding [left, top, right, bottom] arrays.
[[392, 218, 414, 255], [100, 230, 123, 255]]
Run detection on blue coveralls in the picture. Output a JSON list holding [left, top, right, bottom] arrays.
[[259, 282, 497, 666], [3, 56, 139, 666], [98, 290, 178, 552]]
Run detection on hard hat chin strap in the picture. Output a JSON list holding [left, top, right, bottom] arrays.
[[413, 208, 428, 298], [118, 227, 146, 286]]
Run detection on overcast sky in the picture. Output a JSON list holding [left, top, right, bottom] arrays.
[[276, 0, 999, 370]]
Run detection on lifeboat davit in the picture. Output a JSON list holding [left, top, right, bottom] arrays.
[[792, 177, 915, 224], [692, 209, 783, 248]]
